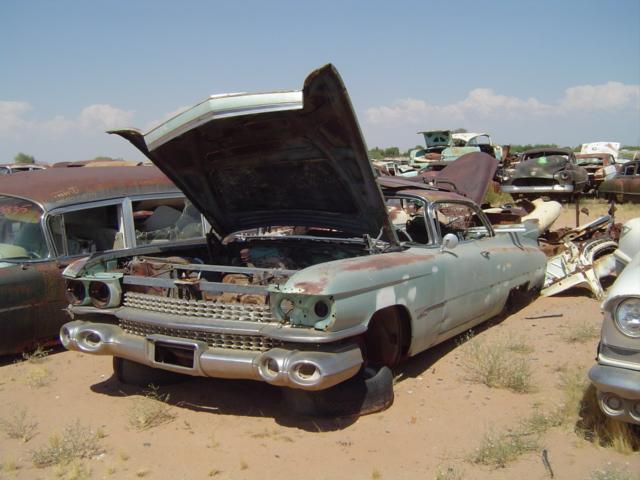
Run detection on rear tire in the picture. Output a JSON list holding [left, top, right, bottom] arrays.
[[282, 365, 394, 417], [112, 357, 187, 387]]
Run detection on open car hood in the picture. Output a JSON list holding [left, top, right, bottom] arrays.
[[412, 152, 497, 204], [110, 65, 395, 242], [435, 152, 497, 204], [419, 130, 452, 149]]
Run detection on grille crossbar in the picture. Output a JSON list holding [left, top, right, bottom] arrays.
[[123, 292, 276, 323], [119, 318, 283, 352]]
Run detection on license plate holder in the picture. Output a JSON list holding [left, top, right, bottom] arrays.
[[153, 340, 196, 369]]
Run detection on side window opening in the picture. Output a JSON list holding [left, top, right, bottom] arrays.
[[132, 198, 203, 246], [434, 202, 490, 242], [385, 197, 432, 244], [50, 204, 123, 256]]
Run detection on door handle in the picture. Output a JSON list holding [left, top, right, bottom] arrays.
[[481, 251, 490, 259]]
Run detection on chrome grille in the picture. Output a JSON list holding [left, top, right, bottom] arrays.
[[123, 292, 276, 323], [119, 318, 282, 352]]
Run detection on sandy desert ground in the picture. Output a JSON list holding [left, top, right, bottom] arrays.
[[0, 202, 638, 480]]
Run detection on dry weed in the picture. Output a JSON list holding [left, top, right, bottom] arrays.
[[31, 420, 104, 468], [434, 464, 464, 480], [1, 459, 19, 474], [588, 463, 640, 480], [461, 337, 535, 393], [562, 321, 599, 343], [50, 459, 92, 480], [127, 385, 175, 431], [24, 365, 53, 388], [470, 428, 539, 468], [21, 346, 50, 364], [0, 407, 38, 442], [505, 334, 534, 355]]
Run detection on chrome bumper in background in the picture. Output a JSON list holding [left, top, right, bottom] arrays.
[[588, 363, 640, 425], [60, 320, 363, 391], [500, 184, 574, 194]]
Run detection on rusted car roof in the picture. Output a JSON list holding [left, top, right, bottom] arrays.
[[0, 166, 177, 212]]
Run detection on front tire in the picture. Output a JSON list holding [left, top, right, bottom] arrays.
[[282, 365, 394, 417]]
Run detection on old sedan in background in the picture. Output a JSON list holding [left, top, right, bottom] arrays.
[[60, 65, 546, 414], [501, 148, 588, 199], [598, 160, 640, 203], [0, 166, 206, 355]]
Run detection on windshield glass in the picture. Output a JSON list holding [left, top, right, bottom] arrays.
[[0, 196, 49, 260], [576, 156, 604, 166]]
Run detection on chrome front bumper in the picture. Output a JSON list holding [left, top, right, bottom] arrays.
[[500, 184, 574, 194], [60, 321, 363, 391], [588, 363, 640, 425]]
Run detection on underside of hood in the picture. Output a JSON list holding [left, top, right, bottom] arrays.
[[110, 65, 395, 242]]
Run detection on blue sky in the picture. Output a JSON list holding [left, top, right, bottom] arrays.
[[1, 0, 639, 163]]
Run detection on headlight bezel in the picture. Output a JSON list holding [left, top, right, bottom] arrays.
[[614, 297, 640, 338], [64, 273, 123, 309], [271, 293, 335, 328], [66, 280, 88, 306]]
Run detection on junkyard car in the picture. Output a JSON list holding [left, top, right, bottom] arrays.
[[0, 166, 206, 355], [409, 130, 502, 168], [589, 252, 640, 425], [60, 66, 546, 406], [371, 160, 417, 177], [575, 153, 618, 192], [598, 160, 640, 203], [501, 148, 588, 198], [0, 163, 48, 175]]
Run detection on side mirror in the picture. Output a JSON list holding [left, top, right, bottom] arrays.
[[441, 233, 459, 252]]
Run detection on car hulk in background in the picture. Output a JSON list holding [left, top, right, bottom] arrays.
[[60, 65, 546, 415], [0, 166, 206, 356]]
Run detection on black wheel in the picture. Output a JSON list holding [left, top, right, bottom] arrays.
[[365, 309, 407, 367], [282, 365, 394, 417], [113, 357, 187, 387]]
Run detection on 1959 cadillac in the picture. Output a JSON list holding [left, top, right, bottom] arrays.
[[60, 65, 546, 413]]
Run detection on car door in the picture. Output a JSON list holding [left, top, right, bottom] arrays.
[[429, 201, 497, 338]]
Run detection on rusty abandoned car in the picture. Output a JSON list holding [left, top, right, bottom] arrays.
[[598, 160, 640, 203], [501, 148, 589, 199], [0, 166, 206, 356], [60, 65, 547, 415]]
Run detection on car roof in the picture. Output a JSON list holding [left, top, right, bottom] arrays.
[[0, 166, 178, 212]]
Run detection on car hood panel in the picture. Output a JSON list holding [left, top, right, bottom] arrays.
[[111, 65, 393, 241]]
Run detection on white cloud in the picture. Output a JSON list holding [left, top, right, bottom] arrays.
[[0, 101, 32, 134], [0, 102, 134, 137], [365, 81, 639, 126], [559, 81, 640, 111], [78, 104, 135, 130]]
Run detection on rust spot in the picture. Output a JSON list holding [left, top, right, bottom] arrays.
[[343, 253, 432, 271], [293, 278, 328, 294]]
